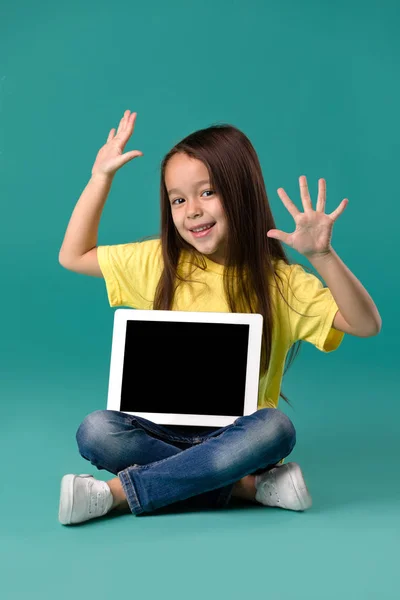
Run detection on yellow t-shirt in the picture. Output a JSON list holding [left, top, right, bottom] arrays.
[[97, 238, 344, 410]]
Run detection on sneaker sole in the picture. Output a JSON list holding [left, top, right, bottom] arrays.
[[59, 474, 93, 525], [286, 463, 312, 511], [59, 474, 77, 525]]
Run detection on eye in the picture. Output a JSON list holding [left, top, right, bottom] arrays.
[[171, 190, 214, 205]]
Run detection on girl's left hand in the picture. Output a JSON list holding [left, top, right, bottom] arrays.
[[267, 176, 348, 258]]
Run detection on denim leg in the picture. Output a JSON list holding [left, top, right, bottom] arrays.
[[118, 408, 296, 515], [75, 409, 232, 512], [76, 409, 184, 471]]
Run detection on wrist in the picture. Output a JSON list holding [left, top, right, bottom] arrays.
[[90, 172, 114, 184], [306, 248, 335, 265]]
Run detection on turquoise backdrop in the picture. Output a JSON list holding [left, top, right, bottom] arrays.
[[1, 0, 398, 598]]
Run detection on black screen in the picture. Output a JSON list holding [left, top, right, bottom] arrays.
[[119, 320, 250, 416]]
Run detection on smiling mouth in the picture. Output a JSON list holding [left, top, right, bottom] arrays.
[[189, 223, 215, 232], [189, 223, 216, 237]]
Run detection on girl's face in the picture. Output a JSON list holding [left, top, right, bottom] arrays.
[[165, 153, 228, 265]]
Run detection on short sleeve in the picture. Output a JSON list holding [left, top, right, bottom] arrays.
[[286, 263, 345, 352], [97, 240, 162, 309]]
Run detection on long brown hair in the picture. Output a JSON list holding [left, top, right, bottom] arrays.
[[152, 123, 314, 406]]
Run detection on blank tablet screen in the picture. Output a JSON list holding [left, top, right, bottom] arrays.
[[119, 320, 250, 416]]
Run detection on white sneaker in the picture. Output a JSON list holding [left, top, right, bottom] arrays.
[[255, 462, 312, 511], [58, 474, 114, 525]]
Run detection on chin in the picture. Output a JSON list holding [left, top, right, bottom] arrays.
[[179, 227, 226, 256], [192, 240, 220, 253]]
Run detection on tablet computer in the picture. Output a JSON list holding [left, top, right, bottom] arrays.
[[106, 309, 263, 427]]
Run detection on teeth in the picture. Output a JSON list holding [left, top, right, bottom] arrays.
[[192, 224, 213, 232]]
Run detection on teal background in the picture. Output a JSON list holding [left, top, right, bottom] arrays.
[[1, 0, 398, 598]]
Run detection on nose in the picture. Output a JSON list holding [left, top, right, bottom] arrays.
[[186, 197, 203, 219]]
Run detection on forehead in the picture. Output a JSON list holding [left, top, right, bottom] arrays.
[[165, 154, 209, 188]]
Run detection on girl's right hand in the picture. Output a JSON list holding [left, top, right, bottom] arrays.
[[91, 110, 143, 178]]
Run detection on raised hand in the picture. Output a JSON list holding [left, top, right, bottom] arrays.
[[267, 176, 348, 258], [91, 110, 143, 178]]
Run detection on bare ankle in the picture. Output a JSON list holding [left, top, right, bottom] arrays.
[[232, 475, 257, 502], [107, 477, 129, 510]]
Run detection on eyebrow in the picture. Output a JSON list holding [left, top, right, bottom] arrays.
[[167, 179, 211, 195]]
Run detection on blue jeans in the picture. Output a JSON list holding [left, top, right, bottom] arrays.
[[76, 407, 296, 516]]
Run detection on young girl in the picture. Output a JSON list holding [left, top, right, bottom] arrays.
[[58, 110, 381, 525]]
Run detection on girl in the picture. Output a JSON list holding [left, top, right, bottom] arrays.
[[58, 110, 381, 525]]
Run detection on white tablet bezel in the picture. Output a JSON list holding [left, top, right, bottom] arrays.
[[106, 309, 263, 426]]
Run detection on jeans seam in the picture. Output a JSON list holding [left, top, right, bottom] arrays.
[[115, 424, 242, 512], [132, 418, 238, 445], [121, 423, 239, 473], [118, 468, 144, 515], [131, 418, 203, 444]]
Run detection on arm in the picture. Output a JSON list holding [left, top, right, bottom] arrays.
[[58, 173, 113, 274], [58, 109, 143, 276], [267, 176, 382, 338], [308, 248, 382, 337]]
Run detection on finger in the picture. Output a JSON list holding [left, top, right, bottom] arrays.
[[316, 178, 326, 212], [128, 112, 137, 129], [120, 113, 128, 132], [121, 111, 136, 139], [267, 229, 292, 246], [329, 198, 348, 221], [299, 175, 313, 210], [119, 150, 144, 166], [107, 128, 115, 143], [277, 188, 301, 219], [124, 111, 136, 131], [117, 110, 130, 135]]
